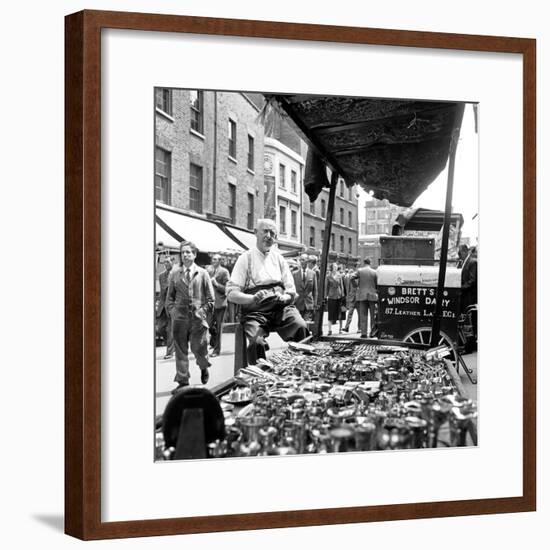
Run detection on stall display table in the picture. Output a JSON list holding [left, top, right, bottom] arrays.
[[157, 338, 477, 460]]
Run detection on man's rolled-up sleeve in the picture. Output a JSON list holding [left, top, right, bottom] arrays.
[[226, 253, 248, 298], [281, 257, 296, 295]]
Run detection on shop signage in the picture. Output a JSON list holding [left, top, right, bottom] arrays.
[[378, 284, 461, 340]]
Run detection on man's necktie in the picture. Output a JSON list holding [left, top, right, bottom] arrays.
[[185, 268, 190, 284], [303, 269, 306, 283]]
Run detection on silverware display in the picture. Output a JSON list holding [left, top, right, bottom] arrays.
[[157, 341, 477, 459]]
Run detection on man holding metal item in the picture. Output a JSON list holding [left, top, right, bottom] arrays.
[[166, 241, 214, 393], [227, 219, 309, 365]]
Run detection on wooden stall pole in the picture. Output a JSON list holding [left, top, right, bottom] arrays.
[[314, 171, 339, 338], [430, 104, 465, 347]]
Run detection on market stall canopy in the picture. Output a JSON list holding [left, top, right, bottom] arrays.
[[265, 94, 463, 207], [393, 207, 464, 234], [155, 206, 245, 254]]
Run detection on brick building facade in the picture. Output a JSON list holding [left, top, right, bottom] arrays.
[[155, 89, 358, 262], [155, 89, 264, 230]]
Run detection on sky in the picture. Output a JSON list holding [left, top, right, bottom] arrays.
[[359, 102, 480, 241], [411, 102, 479, 241]]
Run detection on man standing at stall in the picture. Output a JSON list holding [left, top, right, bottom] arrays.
[[207, 254, 230, 357], [227, 219, 309, 365], [166, 241, 214, 393], [356, 257, 378, 338], [458, 244, 478, 351], [293, 253, 318, 322]]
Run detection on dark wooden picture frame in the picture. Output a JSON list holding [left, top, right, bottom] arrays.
[[65, 9, 536, 540]]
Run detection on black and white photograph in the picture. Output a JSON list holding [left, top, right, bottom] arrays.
[[154, 89, 479, 461]]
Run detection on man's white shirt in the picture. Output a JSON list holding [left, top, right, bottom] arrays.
[[227, 246, 296, 296]]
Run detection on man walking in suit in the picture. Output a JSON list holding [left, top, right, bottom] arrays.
[[355, 257, 378, 338], [293, 253, 318, 322], [156, 255, 175, 359], [206, 254, 230, 357], [308, 255, 320, 285], [166, 241, 214, 393]]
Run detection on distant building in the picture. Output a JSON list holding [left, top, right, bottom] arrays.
[[252, 97, 359, 262], [155, 88, 264, 230], [264, 137, 305, 254], [360, 197, 406, 236], [303, 175, 359, 266], [358, 197, 407, 266]]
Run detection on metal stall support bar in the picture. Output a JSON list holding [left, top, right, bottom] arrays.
[[314, 171, 339, 338], [430, 104, 466, 346]]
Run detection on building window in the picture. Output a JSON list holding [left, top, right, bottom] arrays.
[[189, 90, 203, 133], [247, 192, 254, 230], [340, 235, 344, 252], [309, 200, 315, 215], [339, 180, 345, 197], [348, 237, 352, 254], [360, 222, 367, 234], [339, 208, 344, 225], [348, 186, 353, 201], [331, 233, 335, 251], [228, 183, 237, 224], [189, 163, 203, 213], [377, 223, 386, 233], [247, 135, 255, 171], [228, 119, 237, 159], [348, 211, 352, 227], [309, 227, 315, 247], [279, 204, 287, 234], [155, 88, 172, 116], [155, 147, 171, 204], [377, 210, 388, 219], [367, 210, 376, 220], [279, 164, 286, 188], [291, 170, 297, 193], [321, 199, 326, 218], [321, 230, 325, 245], [291, 210, 298, 237]]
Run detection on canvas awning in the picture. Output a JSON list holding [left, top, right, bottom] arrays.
[[155, 221, 180, 250], [265, 95, 462, 207], [155, 207, 245, 254], [261, 94, 466, 345], [222, 225, 257, 251]]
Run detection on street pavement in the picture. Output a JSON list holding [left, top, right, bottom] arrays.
[[155, 311, 477, 417]]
